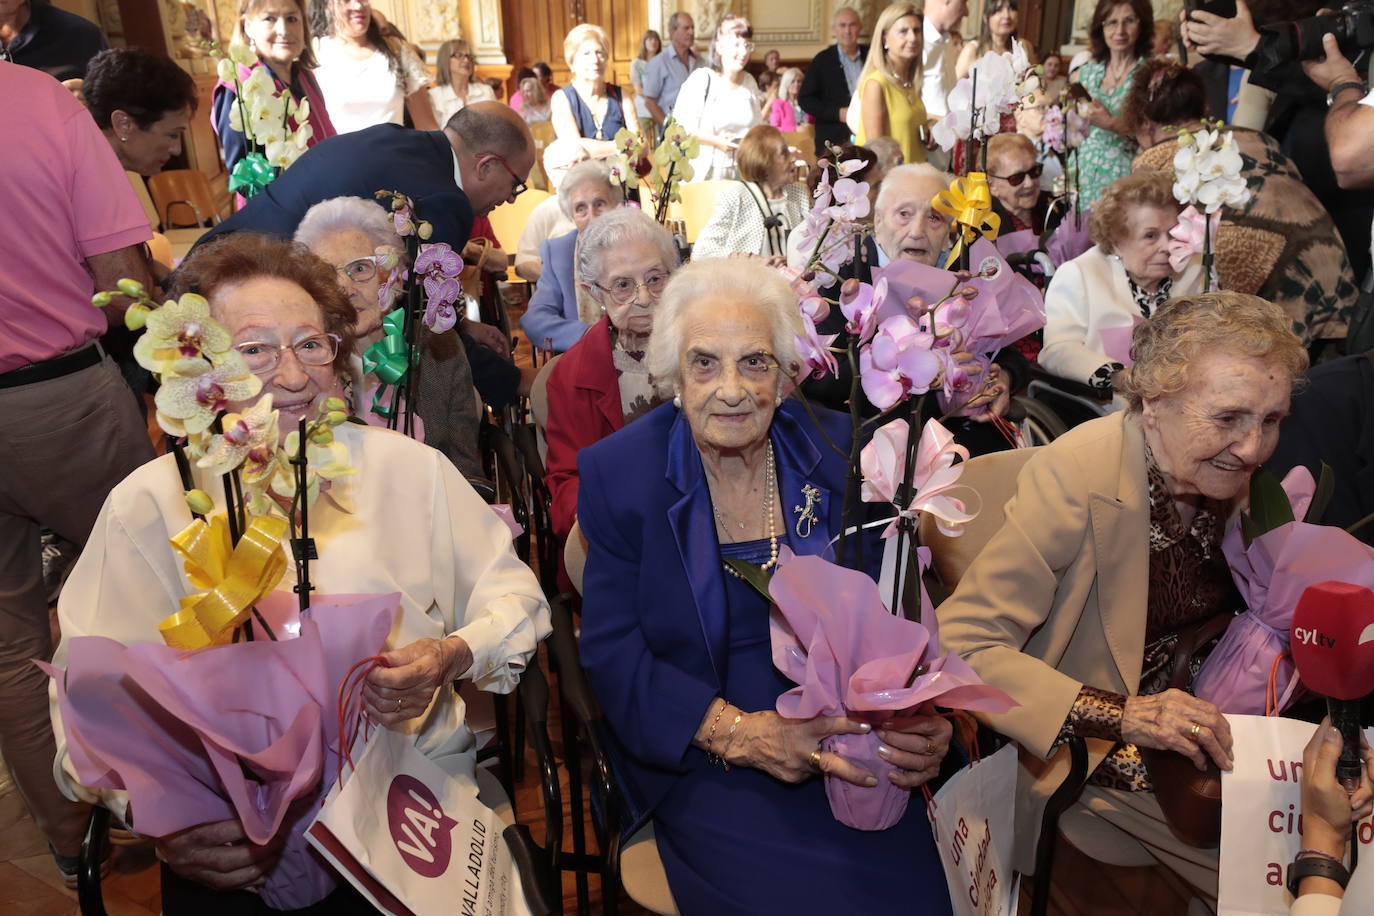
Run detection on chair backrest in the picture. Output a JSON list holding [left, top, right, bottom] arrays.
[[782, 128, 816, 169], [919, 447, 1040, 590], [565, 519, 588, 595], [147, 232, 174, 268], [126, 170, 160, 231], [528, 352, 561, 466], [487, 188, 553, 252], [528, 120, 557, 191], [674, 179, 731, 244], [147, 169, 220, 229]]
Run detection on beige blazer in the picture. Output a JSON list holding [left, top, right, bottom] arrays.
[[937, 410, 1154, 872]]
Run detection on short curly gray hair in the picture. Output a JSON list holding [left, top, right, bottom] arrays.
[[557, 160, 623, 219], [646, 258, 802, 396], [573, 207, 679, 293], [1119, 290, 1308, 410], [294, 195, 405, 255]]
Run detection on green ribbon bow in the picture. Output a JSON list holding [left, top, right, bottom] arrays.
[[228, 152, 276, 198], [361, 310, 414, 419]]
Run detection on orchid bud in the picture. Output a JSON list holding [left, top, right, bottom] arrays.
[[309, 425, 335, 445], [91, 291, 113, 308], [185, 489, 214, 516], [216, 58, 236, 82], [838, 277, 862, 303], [116, 278, 147, 298], [905, 296, 927, 316], [324, 410, 349, 427], [322, 396, 348, 413], [123, 303, 151, 331], [390, 197, 405, 210], [417, 221, 433, 240], [961, 286, 979, 300]]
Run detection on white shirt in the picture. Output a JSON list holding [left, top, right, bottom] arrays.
[[50, 423, 551, 822], [672, 69, 762, 182], [516, 196, 576, 274], [313, 37, 430, 134], [922, 17, 961, 119], [428, 80, 497, 128]]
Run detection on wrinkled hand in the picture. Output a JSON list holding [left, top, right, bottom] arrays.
[[155, 819, 284, 892], [363, 636, 472, 728], [876, 714, 953, 789], [462, 318, 512, 359], [1180, 0, 1260, 59], [1300, 719, 1374, 850], [1122, 688, 1233, 771], [1302, 33, 1363, 93], [727, 710, 877, 786], [965, 364, 1012, 422]]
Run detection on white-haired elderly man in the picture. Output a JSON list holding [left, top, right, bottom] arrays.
[[520, 159, 625, 353], [803, 163, 1024, 454]]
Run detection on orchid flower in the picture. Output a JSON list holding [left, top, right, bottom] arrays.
[[838, 276, 887, 342], [859, 315, 943, 410], [133, 293, 232, 376], [1041, 105, 1065, 154], [197, 394, 280, 477], [154, 352, 262, 436], [859, 418, 976, 537], [415, 244, 464, 332], [262, 431, 356, 509]]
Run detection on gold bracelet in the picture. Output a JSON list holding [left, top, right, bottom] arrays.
[[720, 713, 744, 772], [705, 701, 728, 765]]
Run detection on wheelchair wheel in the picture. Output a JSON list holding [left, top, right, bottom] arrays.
[[1012, 394, 1068, 445]]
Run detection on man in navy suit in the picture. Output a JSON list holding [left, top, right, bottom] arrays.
[[798, 7, 868, 158], [199, 102, 537, 408], [201, 101, 534, 252]]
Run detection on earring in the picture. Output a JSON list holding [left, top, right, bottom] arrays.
[[119, 135, 128, 142], [673, 394, 682, 409], [775, 395, 783, 407]]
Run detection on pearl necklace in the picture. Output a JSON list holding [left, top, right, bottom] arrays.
[[713, 442, 780, 576]]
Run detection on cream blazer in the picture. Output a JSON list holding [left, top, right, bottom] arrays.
[[1040, 245, 1204, 386], [938, 411, 1156, 872]]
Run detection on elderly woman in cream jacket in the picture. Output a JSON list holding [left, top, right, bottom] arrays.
[[1040, 171, 1204, 396]]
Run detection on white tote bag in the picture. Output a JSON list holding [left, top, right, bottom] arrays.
[[1218, 714, 1374, 916], [844, 81, 864, 137], [306, 727, 531, 916], [927, 742, 1021, 916]]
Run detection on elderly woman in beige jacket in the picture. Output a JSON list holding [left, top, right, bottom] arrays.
[[937, 291, 1307, 906], [1040, 171, 1204, 397]]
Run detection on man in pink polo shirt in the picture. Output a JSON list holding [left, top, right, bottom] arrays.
[[0, 60, 155, 879]]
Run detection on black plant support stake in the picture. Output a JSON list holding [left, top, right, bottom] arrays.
[[290, 416, 316, 614], [888, 397, 921, 617]]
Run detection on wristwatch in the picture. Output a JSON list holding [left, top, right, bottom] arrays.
[[1327, 79, 1368, 105], [1286, 855, 1350, 897]]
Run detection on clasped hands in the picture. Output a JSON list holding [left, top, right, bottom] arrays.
[[709, 705, 953, 789]]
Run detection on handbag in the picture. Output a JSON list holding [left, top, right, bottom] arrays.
[[845, 79, 864, 136], [460, 238, 495, 300], [1138, 611, 1234, 848]]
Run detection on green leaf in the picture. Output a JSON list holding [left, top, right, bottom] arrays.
[[1302, 462, 1335, 525], [1244, 466, 1295, 543], [722, 558, 774, 603]]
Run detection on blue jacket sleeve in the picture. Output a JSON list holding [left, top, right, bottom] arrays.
[[213, 85, 248, 176], [576, 450, 719, 774], [519, 237, 590, 352]]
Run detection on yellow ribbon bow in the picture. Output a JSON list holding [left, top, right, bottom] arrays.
[[932, 172, 1002, 270], [159, 513, 289, 649]]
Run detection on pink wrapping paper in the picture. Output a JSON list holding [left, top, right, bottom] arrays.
[[41, 591, 399, 910], [1194, 468, 1374, 714], [1098, 316, 1143, 367], [768, 550, 1017, 830]]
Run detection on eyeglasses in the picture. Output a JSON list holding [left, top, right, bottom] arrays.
[[594, 271, 670, 304], [232, 333, 341, 374], [478, 153, 527, 199], [334, 256, 383, 283], [989, 162, 1044, 187]]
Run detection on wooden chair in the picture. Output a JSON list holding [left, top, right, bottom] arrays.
[[670, 179, 731, 245], [125, 170, 159, 229], [146, 232, 174, 269], [528, 353, 561, 467], [528, 120, 557, 191], [487, 188, 553, 254], [147, 169, 228, 229], [782, 126, 816, 169]]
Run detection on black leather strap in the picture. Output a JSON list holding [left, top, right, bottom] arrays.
[[1286, 854, 1350, 897]]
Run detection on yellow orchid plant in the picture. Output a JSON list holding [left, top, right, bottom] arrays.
[[606, 118, 699, 224]]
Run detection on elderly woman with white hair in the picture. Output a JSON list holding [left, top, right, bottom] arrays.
[[295, 196, 484, 479], [520, 159, 625, 353], [544, 208, 677, 541], [576, 258, 955, 914]]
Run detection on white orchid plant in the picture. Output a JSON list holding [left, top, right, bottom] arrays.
[[931, 45, 1040, 154], [1169, 122, 1251, 292], [211, 42, 314, 197]]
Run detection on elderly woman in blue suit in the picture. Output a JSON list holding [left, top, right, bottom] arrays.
[[575, 258, 955, 915]]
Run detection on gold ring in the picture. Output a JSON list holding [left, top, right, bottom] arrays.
[[808, 748, 823, 771], [395, 698, 403, 714], [1189, 722, 1202, 741], [927, 740, 937, 755]]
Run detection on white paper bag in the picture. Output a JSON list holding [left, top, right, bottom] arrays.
[[1219, 714, 1374, 916], [928, 743, 1021, 916], [306, 727, 531, 916]]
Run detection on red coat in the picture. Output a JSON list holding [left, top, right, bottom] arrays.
[[545, 316, 623, 540]]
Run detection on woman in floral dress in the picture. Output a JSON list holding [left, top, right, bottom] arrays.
[[1073, 0, 1152, 207]]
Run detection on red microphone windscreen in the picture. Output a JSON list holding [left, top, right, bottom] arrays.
[[1290, 581, 1374, 701]]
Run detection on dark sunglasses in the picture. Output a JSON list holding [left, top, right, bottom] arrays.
[[989, 163, 1044, 187]]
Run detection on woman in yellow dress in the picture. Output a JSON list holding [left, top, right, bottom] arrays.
[[857, 1, 927, 165]]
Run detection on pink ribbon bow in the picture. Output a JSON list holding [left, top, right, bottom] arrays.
[[859, 418, 976, 538]]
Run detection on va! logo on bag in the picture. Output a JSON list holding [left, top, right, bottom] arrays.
[[386, 774, 459, 877]]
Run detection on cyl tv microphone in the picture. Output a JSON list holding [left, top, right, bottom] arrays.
[[1290, 581, 1374, 791]]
